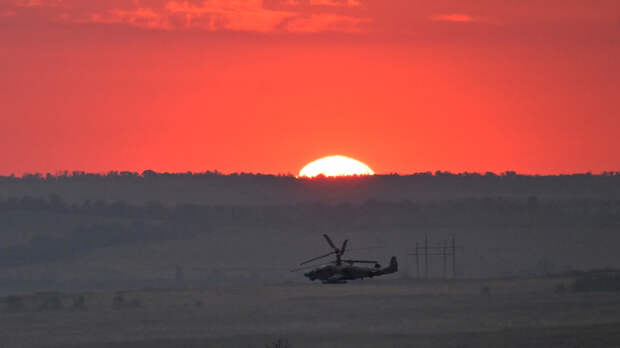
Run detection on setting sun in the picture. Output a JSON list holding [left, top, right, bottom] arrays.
[[298, 155, 375, 178]]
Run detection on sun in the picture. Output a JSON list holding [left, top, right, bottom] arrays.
[[299, 155, 375, 178]]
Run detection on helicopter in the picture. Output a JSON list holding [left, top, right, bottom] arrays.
[[293, 234, 398, 284]]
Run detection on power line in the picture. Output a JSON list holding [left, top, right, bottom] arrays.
[[409, 236, 463, 279]]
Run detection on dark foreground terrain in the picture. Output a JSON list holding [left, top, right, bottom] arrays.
[[3, 276, 620, 348]]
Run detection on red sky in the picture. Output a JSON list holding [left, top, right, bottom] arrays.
[[1, 0, 619, 175]]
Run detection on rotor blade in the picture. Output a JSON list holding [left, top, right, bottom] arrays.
[[342, 259, 379, 264], [323, 234, 337, 250], [340, 239, 348, 255], [300, 251, 336, 265], [193, 266, 287, 271], [346, 246, 384, 252]]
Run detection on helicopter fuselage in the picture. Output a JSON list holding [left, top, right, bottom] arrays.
[[304, 257, 398, 284]]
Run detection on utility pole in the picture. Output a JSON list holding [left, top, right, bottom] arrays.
[[410, 236, 462, 279], [424, 234, 429, 279], [415, 241, 420, 279], [442, 240, 447, 278], [451, 236, 456, 277]]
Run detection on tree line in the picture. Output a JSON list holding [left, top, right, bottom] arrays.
[[1, 171, 620, 205]]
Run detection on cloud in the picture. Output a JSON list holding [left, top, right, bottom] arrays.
[[164, 0, 295, 32], [308, 0, 361, 7], [287, 13, 369, 32], [429, 13, 477, 23], [7, 0, 617, 37], [84, 8, 172, 30], [0, 10, 17, 17], [3, 0, 368, 33], [14, 0, 63, 8]]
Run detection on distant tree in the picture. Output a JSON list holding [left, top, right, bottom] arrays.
[[265, 338, 290, 348], [6, 196, 19, 209], [112, 294, 125, 308], [72, 295, 86, 310], [527, 195, 539, 216], [38, 295, 63, 311], [82, 199, 92, 211], [49, 193, 67, 212], [92, 200, 108, 215], [142, 169, 157, 177], [537, 257, 555, 276], [129, 298, 142, 308], [107, 200, 128, 217], [555, 283, 567, 294], [6, 295, 24, 311], [146, 200, 168, 219], [20, 195, 48, 210], [175, 265, 185, 287]]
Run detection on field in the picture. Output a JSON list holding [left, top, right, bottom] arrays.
[[3, 276, 620, 348], [2, 175, 620, 347]]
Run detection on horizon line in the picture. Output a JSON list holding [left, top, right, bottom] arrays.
[[2, 169, 620, 179]]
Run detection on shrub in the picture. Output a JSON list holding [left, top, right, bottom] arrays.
[[72, 295, 86, 310], [574, 271, 620, 292], [6, 295, 24, 312], [555, 282, 568, 294], [112, 294, 125, 308], [265, 338, 290, 348], [113, 294, 143, 309], [38, 295, 63, 311], [129, 298, 142, 308]]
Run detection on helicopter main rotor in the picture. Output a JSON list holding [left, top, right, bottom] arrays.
[[299, 234, 379, 267], [300, 234, 348, 265]]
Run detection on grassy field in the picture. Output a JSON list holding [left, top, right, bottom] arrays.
[[2, 276, 620, 347]]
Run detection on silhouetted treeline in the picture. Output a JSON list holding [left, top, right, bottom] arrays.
[[1, 171, 620, 205]]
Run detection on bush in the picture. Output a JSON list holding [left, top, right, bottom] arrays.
[[6, 295, 24, 312], [112, 294, 142, 309], [38, 295, 63, 311], [112, 294, 125, 308], [574, 271, 620, 292], [265, 338, 290, 348], [72, 295, 86, 310], [129, 298, 142, 308], [555, 282, 567, 294]]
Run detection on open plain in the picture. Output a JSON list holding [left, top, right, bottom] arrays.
[[3, 276, 620, 348]]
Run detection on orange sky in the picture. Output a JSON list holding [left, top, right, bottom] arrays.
[[1, 0, 619, 175]]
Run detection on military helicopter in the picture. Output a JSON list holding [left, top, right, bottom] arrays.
[[293, 234, 398, 284]]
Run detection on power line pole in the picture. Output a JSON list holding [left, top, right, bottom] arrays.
[[415, 241, 420, 279], [451, 236, 456, 277], [442, 239, 447, 278], [409, 236, 462, 279], [424, 234, 429, 279]]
